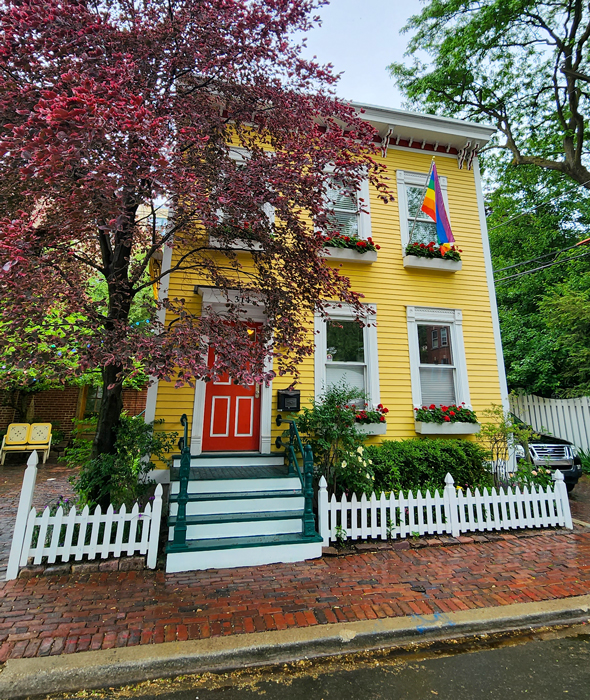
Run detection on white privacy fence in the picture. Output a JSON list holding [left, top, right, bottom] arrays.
[[5, 451, 163, 581], [510, 393, 590, 451], [317, 472, 573, 545]]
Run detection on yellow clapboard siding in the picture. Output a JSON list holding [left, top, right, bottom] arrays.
[[153, 139, 503, 464]]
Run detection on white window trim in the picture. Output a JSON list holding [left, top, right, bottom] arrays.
[[314, 303, 380, 407], [396, 170, 450, 254], [406, 306, 471, 409], [324, 169, 372, 241]]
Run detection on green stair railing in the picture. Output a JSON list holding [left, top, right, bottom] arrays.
[[172, 413, 190, 548], [275, 414, 317, 539]]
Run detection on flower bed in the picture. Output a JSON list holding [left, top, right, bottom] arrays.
[[354, 403, 389, 424], [414, 403, 478, 424], [405, 241, 461, 261]]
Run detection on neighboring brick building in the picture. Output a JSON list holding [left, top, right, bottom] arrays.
[[0, 386, 148, 443]]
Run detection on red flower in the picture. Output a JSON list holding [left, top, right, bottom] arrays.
[[449, 411, 455, 416], [441, 406, 448, 412], [414, 407, 418, 411], [429, 404, 436, 410], [382, 407, 389, 413], [375, 245, 381, 250], [444, 415, 451, 422], [422, 406, 428, 410], [420, 243, 425, 249], [379, 415, 385, 422]]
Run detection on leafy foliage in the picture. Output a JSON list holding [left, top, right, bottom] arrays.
[[415, 403, 478, 424], [0, 0, 391, 482], [67, 415, 177, 510], [366, 438, 493, 494], [391, 0, 590, 188], [405, 241, 461, 261], [488, 163, 590, 396], [294, 382, 367, 493]]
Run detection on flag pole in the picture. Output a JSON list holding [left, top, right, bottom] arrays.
[[408, 157, 435, 245]]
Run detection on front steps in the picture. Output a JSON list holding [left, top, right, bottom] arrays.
[[165, 453, 322, 573]]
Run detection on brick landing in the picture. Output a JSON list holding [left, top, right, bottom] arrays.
[[1, 529, 590, 662]]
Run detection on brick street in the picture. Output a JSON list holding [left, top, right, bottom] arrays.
[[1, 460, 590, 663]]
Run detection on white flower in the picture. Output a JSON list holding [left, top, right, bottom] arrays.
[[368, 459, 373, 465], [362, 460, 367, 467], [357, 446, 364, 454], [341, 460, 347, 468]]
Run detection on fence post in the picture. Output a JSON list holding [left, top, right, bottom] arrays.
[[147, 484, 163, 569], [6, 451, 38, 581], [318, 476, 329, 546], [302, 445, 316, 538], [443, 472, 460, 537], [553, 470, 573, 529]]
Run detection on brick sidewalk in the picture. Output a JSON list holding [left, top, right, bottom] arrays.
[[1, 528, 590, 662], [1, 461, 590, 663]]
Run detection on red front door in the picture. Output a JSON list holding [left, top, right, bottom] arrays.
[[202, 334, 262, 452]]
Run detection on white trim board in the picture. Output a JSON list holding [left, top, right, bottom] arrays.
[[473, 157, 510, 413], [314, 303, 380, 407]]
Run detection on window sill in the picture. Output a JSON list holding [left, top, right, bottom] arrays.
[[356, 422, 387, 435], [323, 247, 377, 264], [414, 421, 480, 435], [403, 256, 462, 272]]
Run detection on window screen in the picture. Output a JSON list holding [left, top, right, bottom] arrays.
[[417, 324, 455, 405], [327, 180, 359, 237]]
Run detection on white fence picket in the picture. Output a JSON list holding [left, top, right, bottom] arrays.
[[9, 498, 163, 579], [510, 392, 590, 450], [319, 472, 572, 545]]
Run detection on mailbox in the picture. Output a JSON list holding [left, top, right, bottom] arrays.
[[277, 389, 301, 412]]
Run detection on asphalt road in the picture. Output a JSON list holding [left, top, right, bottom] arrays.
[[53, 628, 590, 700]]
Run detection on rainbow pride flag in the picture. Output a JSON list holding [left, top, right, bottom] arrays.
[[420, 163, 455, 247]]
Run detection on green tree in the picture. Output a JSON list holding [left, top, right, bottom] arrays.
[[390, 0, 590, 188], [487, 162, 590, 396]]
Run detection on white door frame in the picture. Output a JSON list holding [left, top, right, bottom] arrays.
[[190, 287, 273, 455]]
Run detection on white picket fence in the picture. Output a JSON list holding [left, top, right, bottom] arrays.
[[5, 451, 163, 580], [510, 392, 590, 451], [317, 472, 573, 545]]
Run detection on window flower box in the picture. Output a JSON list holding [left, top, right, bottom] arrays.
[[414, 404, 479, 434], [321, 233, 379, 264], [357, 422, 387, 435], [323, 246, 377, 264], [404, 242, 462, 272], [415, 421, 480, 435], [403, 256, 461, 272]]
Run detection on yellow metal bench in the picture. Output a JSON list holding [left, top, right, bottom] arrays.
[[0, 423, 52, 465]]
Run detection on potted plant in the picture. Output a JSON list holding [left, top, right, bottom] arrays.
[[414, 403, 480, 435], [322, 233, 380, 264], [403, 241, 462, 272]]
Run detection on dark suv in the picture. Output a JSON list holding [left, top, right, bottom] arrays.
[[515, 431, 583, 492]]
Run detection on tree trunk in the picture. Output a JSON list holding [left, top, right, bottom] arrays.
[[92, 364, 124, 459]]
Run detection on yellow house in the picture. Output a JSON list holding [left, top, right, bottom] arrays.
[[145, 103, 508, 573]]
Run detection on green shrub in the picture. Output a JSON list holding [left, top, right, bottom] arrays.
[[294, 381, 367, 493], [366, 438, 493, 495], [67, 414, 176, 509]]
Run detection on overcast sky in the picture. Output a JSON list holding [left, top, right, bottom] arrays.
[[299, 0, 424, 108]]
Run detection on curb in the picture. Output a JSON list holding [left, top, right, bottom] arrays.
[[1, 595, 590, 699]]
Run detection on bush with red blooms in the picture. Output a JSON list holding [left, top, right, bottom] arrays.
[[414, 403, 478, 424], [405, 241, 462, 261], [323, 233, 380, 253], [353, 402, 389, 424]]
